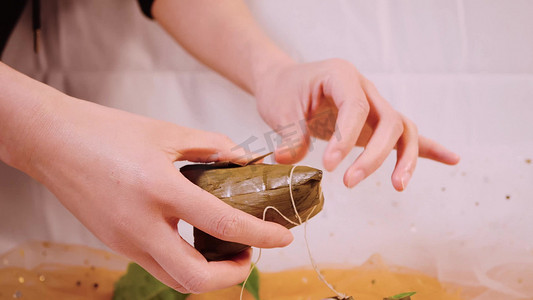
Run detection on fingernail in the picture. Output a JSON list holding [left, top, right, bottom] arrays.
[[207, 153, 220, 161], [348, 170, 365, 188], [401, 172, 411, 190]]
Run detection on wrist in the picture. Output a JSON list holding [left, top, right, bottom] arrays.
[[249, 48, 295, 96], [0, 64, 66, 175], [12, 94, 66, 178]]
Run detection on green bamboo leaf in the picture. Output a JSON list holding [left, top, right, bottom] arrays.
[[113, 263, 189, 300], [389, 291, 417, 299], [238, 264, 260, 300]]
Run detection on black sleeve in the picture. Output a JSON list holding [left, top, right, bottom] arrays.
[[137, 0, 156, 19], [0, 0, 29, 58]]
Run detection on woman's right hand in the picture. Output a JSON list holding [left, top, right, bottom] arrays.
[[0, 70, 292, 293]]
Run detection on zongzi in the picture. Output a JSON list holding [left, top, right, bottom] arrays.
[[180, 162, 324, 261]]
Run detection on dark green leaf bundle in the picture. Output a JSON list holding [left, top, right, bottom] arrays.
[[113, 263, 188, 300]]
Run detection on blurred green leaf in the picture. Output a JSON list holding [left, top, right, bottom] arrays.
[[389, 291, 416, 299], [238, 264, 260, 300], [113, 263, 189, 300]]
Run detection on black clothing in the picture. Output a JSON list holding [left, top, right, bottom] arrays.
[[0, 0, 29, 58], [0, 0, 155, 58], [137, 0, 156, 19]]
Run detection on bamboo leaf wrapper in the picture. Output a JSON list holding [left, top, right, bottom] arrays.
[[180, 163, 324, 261]]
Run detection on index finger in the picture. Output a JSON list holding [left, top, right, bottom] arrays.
[[168, 175, 294, 249], [322, 76, 370, 172], [418, 135, 460, 165], [174, 130, 261, 166]]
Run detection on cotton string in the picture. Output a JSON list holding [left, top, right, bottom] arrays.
[[240, 166, 347, 300]]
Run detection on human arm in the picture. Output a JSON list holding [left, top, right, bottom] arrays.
[[0, 61, 292, 293], [151, 0, 460, 190]]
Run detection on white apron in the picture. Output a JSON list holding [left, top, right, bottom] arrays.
[[1, 1, 532, 298]]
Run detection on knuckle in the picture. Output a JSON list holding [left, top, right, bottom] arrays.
[[212, 213, 243, 238], [325, 58, 358, 75], [181, 269, 210, 294], [363, 77, 377, 89], [381, 113, 403, 137], [144, 179, 178, 207], [350, 98, 370, 115], [405, 118, 418, 134], [391, 118, 405, 137], [138, 175, 161, 196]]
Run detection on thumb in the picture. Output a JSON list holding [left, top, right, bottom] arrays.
[[273, 122, 310, 164], [175, 129, 258, 165], [172, 175, 294, 249]]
